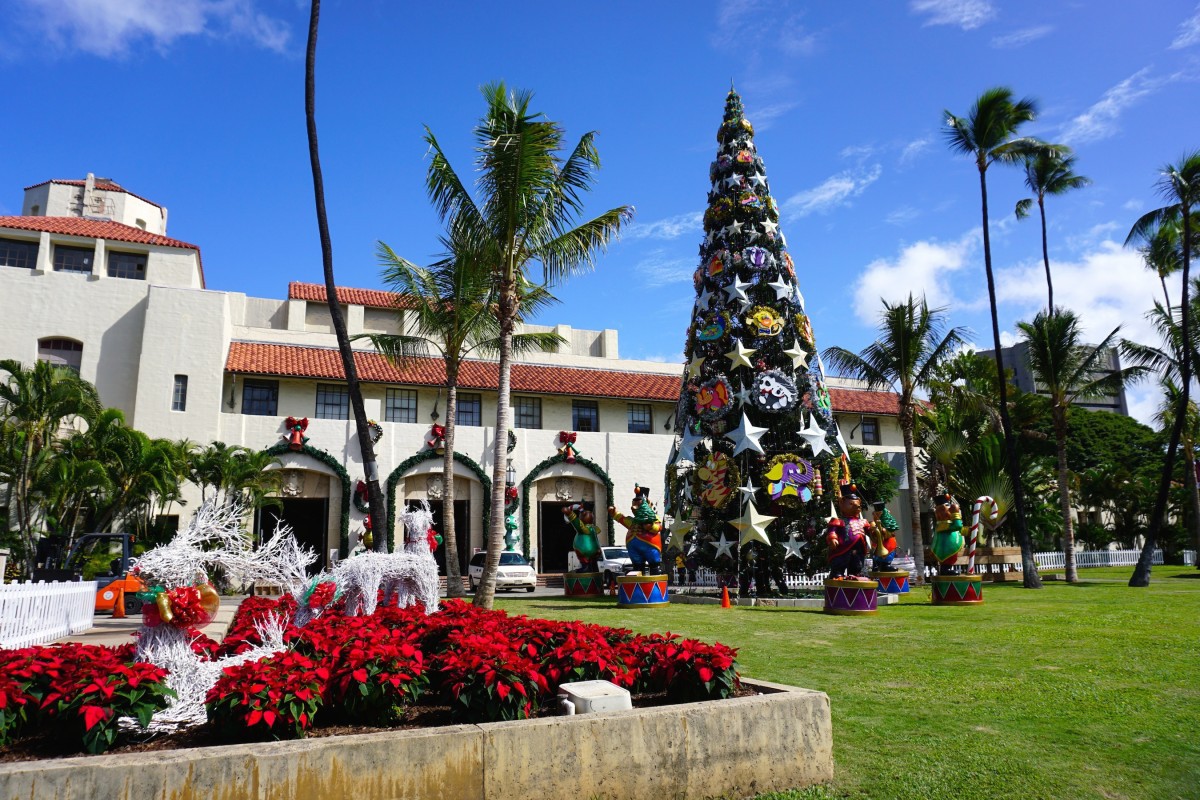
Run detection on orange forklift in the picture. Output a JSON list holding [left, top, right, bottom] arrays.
[[33, 533, 146, 615]]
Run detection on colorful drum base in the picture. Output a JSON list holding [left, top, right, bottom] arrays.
[[823, 578, 878, 616], [616, 574, 669, 607], [872, 570, 910, 594], [564, 572, 604, 596], [931, 574, 983, 605]]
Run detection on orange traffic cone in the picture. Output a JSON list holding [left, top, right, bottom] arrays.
[[720, 586, 731, 609], [112, 588, 126, 619]]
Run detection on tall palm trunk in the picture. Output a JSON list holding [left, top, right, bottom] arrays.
[[475, 275, 517, 609], [900, 411, 926, 581], [979, 163, 1043, 588], [1039, 196, 1053, 314], [305, 0, 387, 550], [1185, 447, 1200, 567], [1053, 407, 1078, 583], [1133, 207, 1193, 585], [441, 362, 463, 597]]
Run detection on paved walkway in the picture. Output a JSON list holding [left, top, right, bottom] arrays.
[[56, 595, 246, 647]]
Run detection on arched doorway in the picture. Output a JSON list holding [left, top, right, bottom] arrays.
[[521, 455, 614, 572], [387, 450, 491, 576], [261, 442, 352, 568]]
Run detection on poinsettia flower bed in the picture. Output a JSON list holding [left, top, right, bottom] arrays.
[[0, 598, 741, 758]]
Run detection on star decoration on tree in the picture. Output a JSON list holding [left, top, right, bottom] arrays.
[[749, 172, 767, 188], [783, 343, 810, 370], [735, 385, 753, 406], [798, 414, 832, 456], [687, 355, 705, 379], [675, 427, 703, 463], [737, 476, 759, 505], [723, 174, 743, 189], [696, 286, 714, 309], [767, 276, 792, 301], [668, 519, 694, 552], [761, 219, 779, 235], [781, 533, 807, 560], [725, 219, 743, 237], [726, 412, 768, 456], [726, 339, 756, 369], [730, 500, 776, 547], [710, 533, 735, 559], [724, 275, 751, 305]]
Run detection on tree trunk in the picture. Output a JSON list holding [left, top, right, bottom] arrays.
[[1133, 203, 1193, 586], [1054, 407, 1077, 583], [304, 0, 387, 550], [1185, 448, 1200, 569], [441, 363, 463, 598], [474, 274, 517, 610], [901, 412, 926, 582], [978, 163, 1043, 588], [1162, 275, 1172, 313], [1039, 196, 1053, 314]]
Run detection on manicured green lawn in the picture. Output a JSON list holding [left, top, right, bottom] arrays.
[[499, 567, 1200, 800]]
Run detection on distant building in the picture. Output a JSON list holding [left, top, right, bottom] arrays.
[[978, 343, 1129, 415], [1, 174, 918, 570]]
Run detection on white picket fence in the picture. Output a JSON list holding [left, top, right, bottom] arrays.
[[0, 581, 97, 649]]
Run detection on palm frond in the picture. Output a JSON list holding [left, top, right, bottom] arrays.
[[1015, 198, 1034, 220]]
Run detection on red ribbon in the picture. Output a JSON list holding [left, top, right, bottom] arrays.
[[559, 431, 577, 445]]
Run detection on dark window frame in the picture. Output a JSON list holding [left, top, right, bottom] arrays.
[[861, 417, 881, 446], [172, 374, 188, 412], [315, 383, 350, 420], [456, 393, 482, 427], [107, 250, 147, 280], [514, 396, 542, 430], [385, 388, 418, 423], [0, 237, 39, 269], [37, 338, 83, 374], [53, 244, 94, 274], [241, 379, 279, 416], [627, 403, 653, 434], [572, 399, 599, 432]]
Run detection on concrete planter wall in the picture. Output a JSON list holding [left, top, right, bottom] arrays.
[[0, 679, 832, 800]]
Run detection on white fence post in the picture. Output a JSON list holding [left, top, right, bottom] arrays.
[[0, 580, 98, 649]]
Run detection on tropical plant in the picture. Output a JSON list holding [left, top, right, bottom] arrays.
[[420, 83, 631, 609], [1155, 378, 1200, 562], [1015, 146, 1090, 313], [823, 293, 965, 579], [190, 442, 282, 512], [1016, 310, 1146, 582], [945, 86, 1050, 588], [303, 0, 387, 548], [1125, 150, 1200, 586], [354, 238, 563, 596]]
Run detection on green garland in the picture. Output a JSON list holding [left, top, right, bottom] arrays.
[[385, 449, 492, 553], [262, 441, 352, 558], [519, 452, 615, 558]]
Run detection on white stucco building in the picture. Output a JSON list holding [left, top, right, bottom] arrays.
[[0, 176, 912, 574]]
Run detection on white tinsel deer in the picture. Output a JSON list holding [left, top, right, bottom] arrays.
[[331, 501, 440, 616]]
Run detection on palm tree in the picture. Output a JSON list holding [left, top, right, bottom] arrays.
[[1017, 310, 1145, 582], [421, 83, 631, 609], [189, 441, 282, 511], [303, 0, 387, 548], [945, 86, 1049, 588], [1014, 147, 1090, 313], [1125, 150, 1200, 586], [1154, 379, 1200, 564], [823, 294, 966, 580], [355, 239, 563, 597]]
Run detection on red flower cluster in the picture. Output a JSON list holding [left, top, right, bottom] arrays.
[[307, 581, 337, 610], [217, 594, 298, 657], [206, 650, 326, 740], [0, 642, 173, 753], [649, 637, 740, 702], [434, 628, 550, 722]]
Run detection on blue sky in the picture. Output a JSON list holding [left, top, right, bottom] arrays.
[[4, 0, 1200, 422]]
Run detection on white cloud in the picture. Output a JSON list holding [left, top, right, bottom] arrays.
[[636, 251, 695, 288], [1123, 198, 1145, 212], [990, 25, 1053, 48], [910, 0, 996, 30], [852, 232, 976, 324], [998, 330, 1018, 348], [1171, 4, 1200, 49], [626, 211, 703, 241], [14, 0, 291, 56], [712, 0, 818, 56], [899, 137, 932, 166], [748, 101, 799, 132], [1064, 221, 1121, 252], [783, 164, 882, 220], [885, 206, 920, 226], [1059, 68, 1189, 144], [840, 144, 877, 162], [1124, 386, 1160, 427]]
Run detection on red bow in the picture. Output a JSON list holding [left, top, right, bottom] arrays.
[[559, 431, 577, 445], [431, 424, 446, 439]]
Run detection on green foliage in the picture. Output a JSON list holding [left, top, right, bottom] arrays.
[[846, 447, 900, 506]]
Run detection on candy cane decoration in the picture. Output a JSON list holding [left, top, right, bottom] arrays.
[[968, 496, 999, 574]]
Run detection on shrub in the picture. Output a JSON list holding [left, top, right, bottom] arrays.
[[0, 674, 30, 746], [206, 650, 326, 740], [434, 628, 549, 722], [651, 638, 740, 702]]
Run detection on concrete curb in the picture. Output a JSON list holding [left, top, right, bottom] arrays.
[[0, 678, 832, 800], [671, 593, 898, 608]]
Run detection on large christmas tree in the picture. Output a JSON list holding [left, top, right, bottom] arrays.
[[665, 87, 848, 595]]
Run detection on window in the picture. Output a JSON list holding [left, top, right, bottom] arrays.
[[315, 383, 349, 420], [172, 375, 188, 411], [861, 417, 881, 446], [572, 400, 599, 432], [385, 388, 418, 423], [241, 379, 279, 416], [53, 245, 94, 274], [627, 403, 653, 434], [456, 393, 482, 427], [107, 251, 147, 280], [37, 338, 82, 373], [0, 237, 38, 269], [514, 396, 541, 429]]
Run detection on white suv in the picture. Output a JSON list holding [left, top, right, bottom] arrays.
[[569, 546, 634, 587], [468, 551, 537, 593]]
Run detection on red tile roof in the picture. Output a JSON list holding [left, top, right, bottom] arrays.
[[225, 341, 902, 413], [288, 282, 414, 309], [24, 179, 164, 209], [0, 216, 198, 251]]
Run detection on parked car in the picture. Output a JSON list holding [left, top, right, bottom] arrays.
[[568, 546, 634, 587], [468, 551, 537, 593]]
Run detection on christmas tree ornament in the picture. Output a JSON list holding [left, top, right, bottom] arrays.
[[710, 533, 736, 559], [725, 412, 768, 456], [726, 339, 757, 369], [687, 354, 706, 378], [696, 311, 729, 341], [696, 286, 716, 310], [745, 305, 785, 337], [693, 375, 735, 419], [737, 476, 759, 504], [763, 454, 815, 506], [730, 500, 776, 547], [749, 171, 767, 188], [798, 414, 832, 456], [693, 451, 740, 509], [675, 427, 703, 464], [783, 342, 810, 370], [668, 519, 694, 552], [750, 370, 800, 413], [768, 275, 793, 301], [781, 533, 807, 561], [724, 275, 751, 305]]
